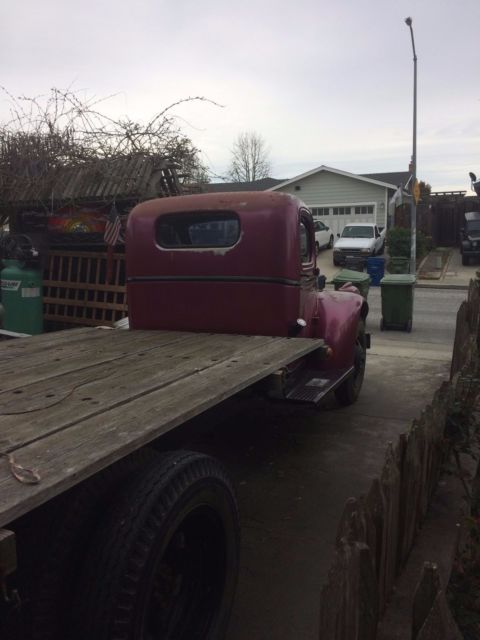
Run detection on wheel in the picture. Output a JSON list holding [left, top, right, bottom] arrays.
[[315, 241, 320, 255], [333, 257, 340, 266], [327, 235, 334, 249], [14, 448, 160, 640], [405, 319, 412, 333], [380, 318, 385, 331], [71, 451, 240, 640], [335, 323, 367, 406], [462, 254, 470, 266]]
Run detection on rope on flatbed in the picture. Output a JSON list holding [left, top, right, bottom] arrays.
[[0, 452, 41, 484]]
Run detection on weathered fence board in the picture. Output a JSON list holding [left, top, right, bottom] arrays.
[[319, 278, 480, 639]]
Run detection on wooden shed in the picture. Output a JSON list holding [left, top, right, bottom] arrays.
[[0, 155, 181, 329]]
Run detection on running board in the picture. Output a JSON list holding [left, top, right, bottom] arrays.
[[285, 367, 354, 404]]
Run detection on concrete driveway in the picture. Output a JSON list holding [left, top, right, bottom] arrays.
[[178, 264, 463, 639]]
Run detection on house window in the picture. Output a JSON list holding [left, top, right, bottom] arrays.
[[354, 205, 374, 215], [332, 206, 351, 216], [311, 207, 330, 217]]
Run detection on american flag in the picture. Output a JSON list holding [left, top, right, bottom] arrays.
[[104, 202, 122, 246]]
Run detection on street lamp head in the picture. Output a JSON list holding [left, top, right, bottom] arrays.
[[405, 16, 413, 26]]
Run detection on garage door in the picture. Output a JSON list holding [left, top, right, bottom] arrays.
[[311, 205, 375, 238]]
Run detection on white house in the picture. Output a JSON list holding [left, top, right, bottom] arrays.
[[268, 165, 411, 237]]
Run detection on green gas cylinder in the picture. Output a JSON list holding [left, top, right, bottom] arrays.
[[0, 259, 43, 334]]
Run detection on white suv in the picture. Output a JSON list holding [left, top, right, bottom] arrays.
[[314, 220, 334, 253]]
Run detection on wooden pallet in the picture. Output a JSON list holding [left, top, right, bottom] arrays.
[[43, 250, 127, 327]]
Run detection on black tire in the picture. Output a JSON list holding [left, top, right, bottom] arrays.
[[15, 448, 160, 640], [462, 254, 470, 266], [327, 235, 334, 249], [405, 319, 412, 333], [335, 323, 367, 406], [380, 317, 385, 331], [71, 451, 240, 640], [333, 257, 340, 267]]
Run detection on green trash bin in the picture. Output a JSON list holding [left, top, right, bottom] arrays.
[[387, 256, 410, 274], [332, 269, 371, 299], [380, 274, 416, 332]]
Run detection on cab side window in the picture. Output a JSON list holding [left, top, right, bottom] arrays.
[[299, 220, 312, 264]]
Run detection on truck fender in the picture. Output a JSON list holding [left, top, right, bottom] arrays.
[[313, 290, 367, 370]]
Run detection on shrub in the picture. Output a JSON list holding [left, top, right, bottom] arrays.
[[386, 227, 432, 260]]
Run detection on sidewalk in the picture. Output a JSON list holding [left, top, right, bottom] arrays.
[[417, 247, 474, 289], [317, 247, 475, 290]]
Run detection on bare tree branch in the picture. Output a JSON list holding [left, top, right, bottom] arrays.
[[0, 87, 216, 206]]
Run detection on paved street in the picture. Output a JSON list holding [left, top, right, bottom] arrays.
[[367, 285, 466, 347]]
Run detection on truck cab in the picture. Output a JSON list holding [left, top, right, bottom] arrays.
[[127, 191, 368, 405]]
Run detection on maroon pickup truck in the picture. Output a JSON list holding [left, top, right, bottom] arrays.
[[0, 191, 368, 640], [127, 191, 369, 405]]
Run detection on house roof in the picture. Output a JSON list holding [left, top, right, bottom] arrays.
[[360, 171, 412, 188], [202, 177, 286, 193], [268, 165, 405, 191]]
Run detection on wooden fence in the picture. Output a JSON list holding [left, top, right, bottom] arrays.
[[319, 277, 480, 639], [43, 250, 127, 328]]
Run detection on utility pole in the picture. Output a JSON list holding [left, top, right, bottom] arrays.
[[405, 16, 417, 275]]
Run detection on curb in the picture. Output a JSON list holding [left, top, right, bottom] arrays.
[[415, 282, 469, 290]]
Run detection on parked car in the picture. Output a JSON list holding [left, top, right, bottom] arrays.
[[314, 220, 334, 252], [333, 223, 385, 266], [460, 211, 480, 265]]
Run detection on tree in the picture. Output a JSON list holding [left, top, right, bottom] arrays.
[[228, 131, 271, 182], [419, 180, 431, 203]]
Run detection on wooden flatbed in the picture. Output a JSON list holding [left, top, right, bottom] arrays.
[[0, 327, 323, 528]]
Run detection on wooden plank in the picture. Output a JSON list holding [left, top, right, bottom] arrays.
[[0, 327, 96, 357], [43, 297, 126, 312], [43, 280, 126, 293], [0, 333, 278, 449], [43, 314, 113, 327], [0, 330, 194, 389], [47, 250, 123, 260], [0, 335, 324, 527]]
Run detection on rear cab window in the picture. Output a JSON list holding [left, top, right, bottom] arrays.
[[156, 211, 240, 248]]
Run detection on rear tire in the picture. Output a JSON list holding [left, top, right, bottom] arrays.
[[327, 235, 334, 249], [71, 451, 240, 640], [16, 448, 160, 640], [335, 323, 367, 406]]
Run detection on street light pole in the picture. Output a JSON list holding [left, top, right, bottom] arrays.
[[405, 16, 417, 275]]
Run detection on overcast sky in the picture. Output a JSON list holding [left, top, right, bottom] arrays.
[[2, 0, 479, 192]]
